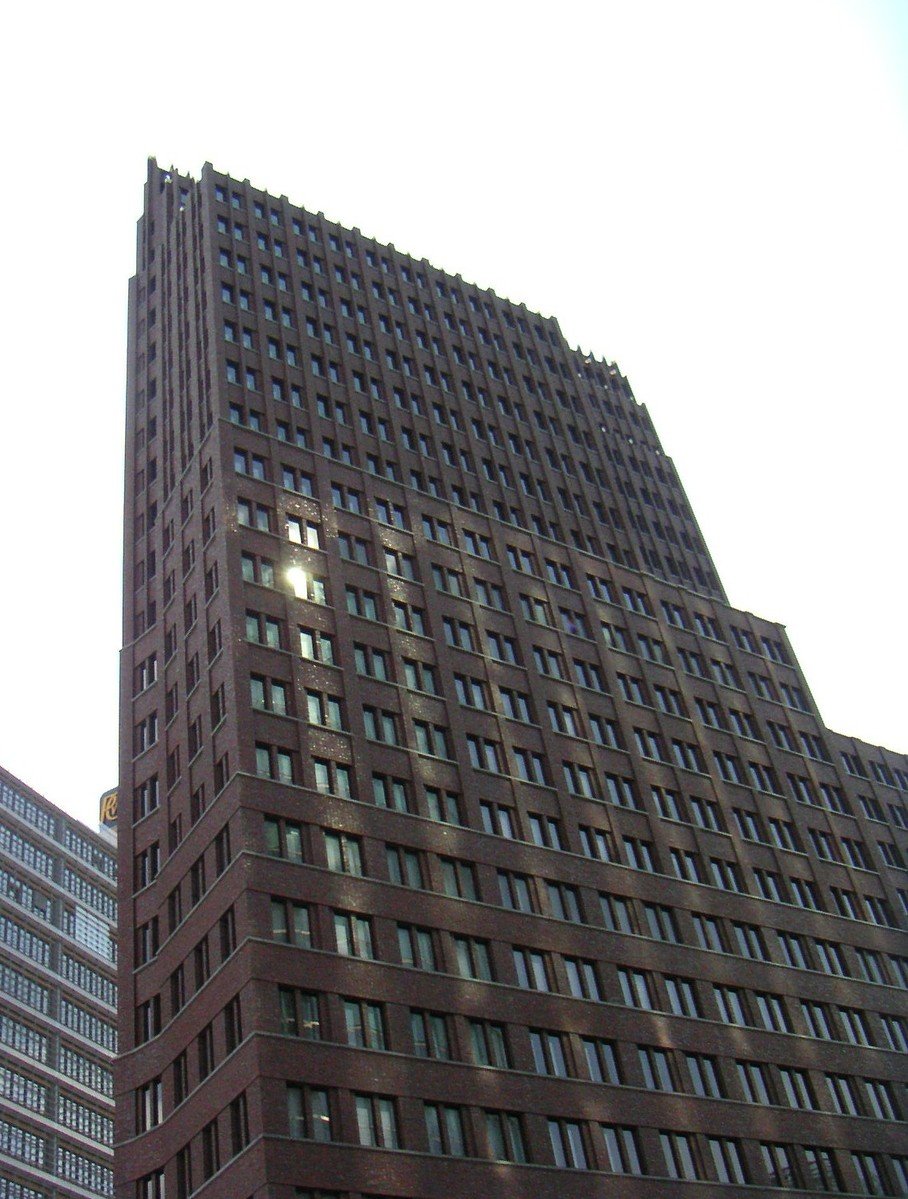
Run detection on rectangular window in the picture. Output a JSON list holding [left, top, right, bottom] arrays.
[[424, 1103, 467, 1156], [355, 1093, 399, 1149], [410, 1008, 451, 1059], [278, 987, 321, 1040], [286, 1085, 333, 1142], [548, 1119, 588, 1170]]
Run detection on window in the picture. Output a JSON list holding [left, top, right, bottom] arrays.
[[499, 686, 533, 722], [286, 1085, 333, 1142], [324, 831, 363, 875], [464, 529, 494, 558], [624, 837, 658, 872], [778, 931, 810, 970], [414, 721, 451, 759], [709, 1137, 749, 1185], [732, 921, 767, 960], [864, 1077, 900, 1121], [307, 690, 344, 730], [470, 1019, 510, 1068], [443, 616, 475, 651], [452, 935, 493, 980], [384, 548, 417, 580], [578, 824, 615, 862], [246, 610, 282, 648], [660, 1130, 701, 1180], [678, 647, 706, 677], [355, 1093, 400, 1149], [392, 599, 426, 634], [454, 673, 490, 710], [563, 761, 600, 799], [634, 728, 666, 761], [298, 627, 334, 663], [498, 870, 535, 913], [837, 1005, 872, 1046], [528, 1028, 568, 1077], [737, 1059, 771, 1106], [424, 1103, 467, 1157], [685, 1053, 724, 1098], [760, 1142, 802, 1190], [548, 700, 580, 736], [513, 946, 550, 991], [579, 1036, 620, 1084], [487, 630, 519, 662], [480, 800, 516, 838], [201, 1118, 220, 1180], [374, 497, 407, 528], [665, 975, 700, 1017], [574, 658, 605, 691], [564, 956, 601, 1000], [604, 772, 641, 808], [398, 658, 436, 696], [639, 1045, 677, 1091], [714, 985, 748, 1026], [398, 923, 437, 971], [690, 795, 724, 831], [590, 1126, 642, 1176], [548, 1119, 588, 1169], [643, 903, 679, 942], [278, 987, 321, 1040], [475, 577, 506, 609], [601, 620, 631, 651], [137, 1172, 166, 1199], [330, 482, 361, 511], [800, 999, 835, 1041], [382, 842, 421, 889], [803, 1148, 842, 1192], [513, 747, 547, 784], [339, 533, 372, 565], [333, 911, 373, 958], [424, 786, 460, 823], [546, 880, 581, 921], [136, 1077, 163, 1132], [255, 742, 294, 783], [855, 947, 887, 984], [346, 585, 380, 621], [197, 1022, 215, 1079], [520, 593, 552, 625], [362, 706, 399, 744], [689, 914, 724, 954], [654, 684, 685, 716], [353, 643, 389, 682], [779, 1066, 816, 1110], [600, 892, 635, 934], [270, 898, 311, 946], [372, 773, 411, 813], [484, 1110, 527, 1163], [411, 1009, 451, 1059], [754, 867, 785, 901], [618, 968, 656, 1010], [343, 1003, 384, 1056]]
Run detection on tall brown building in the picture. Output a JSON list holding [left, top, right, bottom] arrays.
[[117, 159, 908, 1199]]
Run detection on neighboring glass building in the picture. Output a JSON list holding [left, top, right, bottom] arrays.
[[0, 765, 116, 1199], [117, 160, 908, 1199]]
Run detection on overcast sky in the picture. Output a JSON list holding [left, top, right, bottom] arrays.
[[0, 0, 905, 828]]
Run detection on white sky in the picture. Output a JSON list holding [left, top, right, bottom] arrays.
[[0, 0, 905, 828]]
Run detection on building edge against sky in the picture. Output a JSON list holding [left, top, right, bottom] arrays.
[[116, 159, 908, 1199], [0, 763, 117, 1199]]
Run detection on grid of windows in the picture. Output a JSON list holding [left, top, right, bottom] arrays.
[[0, 769, 117, 1196]]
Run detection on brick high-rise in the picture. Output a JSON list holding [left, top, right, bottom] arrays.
[[117, 159, 908, 1199]]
